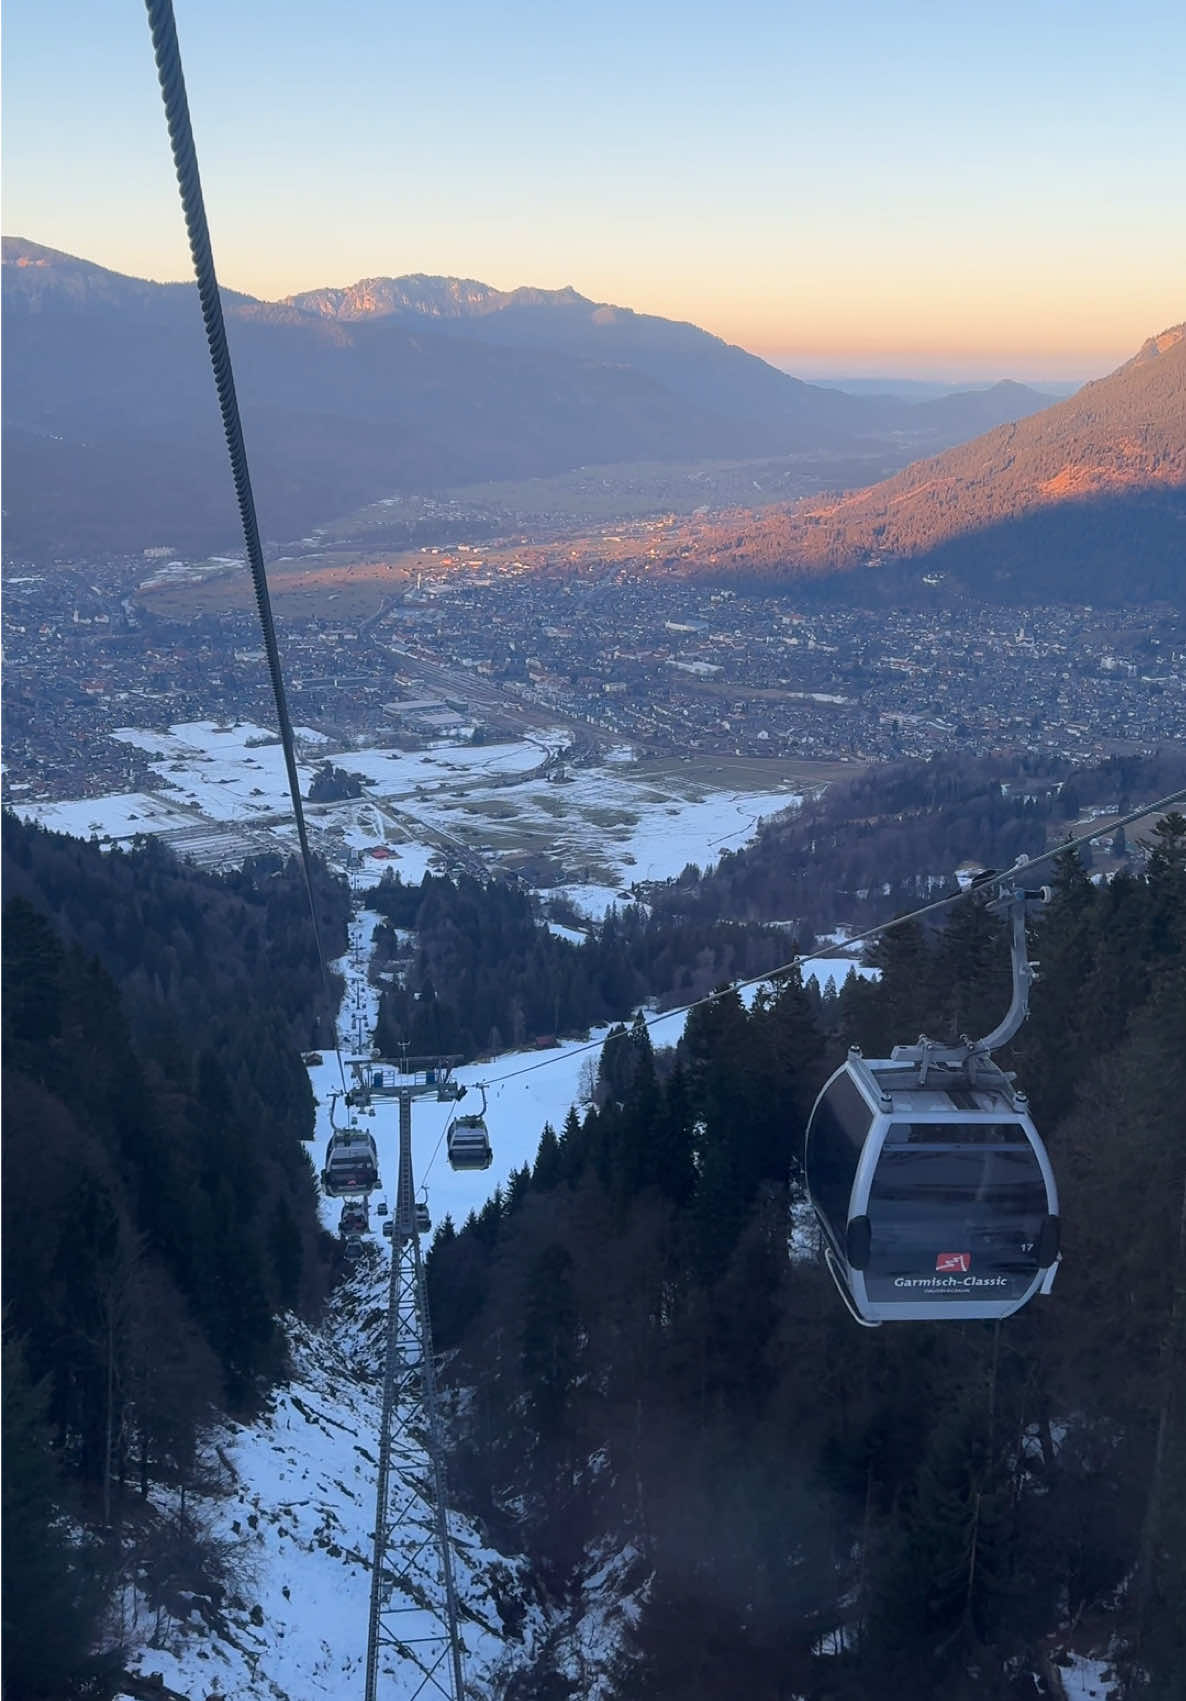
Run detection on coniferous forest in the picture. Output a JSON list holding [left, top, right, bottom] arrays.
[[3, 806, 1185, 1699], [427, 820, 1186, 1700], [1, 814, 348, 1700], [370, 870, 794, 1058]]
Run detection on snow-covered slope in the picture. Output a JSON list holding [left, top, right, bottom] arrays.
[[117, 1250, 556, 1700]]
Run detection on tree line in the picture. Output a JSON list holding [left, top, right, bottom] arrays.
[[649, 747, 1186, 936], [369, 869, 796, 1059], [1, 813, 349, 1700]]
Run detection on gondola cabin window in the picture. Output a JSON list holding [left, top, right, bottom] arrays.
[[805, 1070, 870, 1246], [863, 1125, 1050, 1306]]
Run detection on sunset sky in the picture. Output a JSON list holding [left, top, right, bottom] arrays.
[[3, 0, 1183, 379]]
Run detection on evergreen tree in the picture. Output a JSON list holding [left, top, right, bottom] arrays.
[[1, 1335, 122, 1699], [532, 1122, 563, 1191], [520, 1243, 579, 1439]]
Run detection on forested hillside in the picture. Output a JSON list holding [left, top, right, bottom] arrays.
[[670, 325, 1186, 604], [369, 871, 795, 1058], [428, 822, 1186, 1699], [650, 748, 1186, 935], [1, 815, 349, 1700], [5, 799, 1183, 1698]]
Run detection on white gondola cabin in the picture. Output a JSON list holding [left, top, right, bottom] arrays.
[[805, 1051, 1059, 1325], [803, 884, 1061, 1326], [339, 1198, 369, 1237], [322, 1127, 380, 1197], [447, 1113, 493, 1172]]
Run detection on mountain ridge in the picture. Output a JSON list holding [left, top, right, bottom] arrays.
[[0, 237, 1094, 561], [676, 323, 1186, 603]]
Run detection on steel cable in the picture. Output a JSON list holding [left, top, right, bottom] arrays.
[[144, 0, 347, 1092]]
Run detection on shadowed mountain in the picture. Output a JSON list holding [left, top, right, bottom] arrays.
[[675, 326, 1186, 604], [0, 240, 772, 555], [902, 378, 1054, 438], [284, 273, 879, 441], [2, 239, 1062, 558]]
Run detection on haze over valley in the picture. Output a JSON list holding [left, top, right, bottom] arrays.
[[3, 236, 1064, 560]]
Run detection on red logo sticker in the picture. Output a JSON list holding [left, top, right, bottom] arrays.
[[936, 1252, 971, 1273]]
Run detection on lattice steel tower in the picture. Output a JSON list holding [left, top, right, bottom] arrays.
[[355, 1059, 468, 1701]]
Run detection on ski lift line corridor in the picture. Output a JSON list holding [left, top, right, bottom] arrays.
[[142, 5, 467, 1693], [355, 1058, 471, 1701]]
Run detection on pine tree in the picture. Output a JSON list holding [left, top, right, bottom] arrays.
[[532, 1122, 563, 1191], [1144, 810, 1186, 961], [520, 1243, 579, 1439], [268, 1196, 304, 1313], [642, 1063, 695, 1206], [1, 897, 64, 1067]]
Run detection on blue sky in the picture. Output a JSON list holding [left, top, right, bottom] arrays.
[[3, 0, 1184, 376]]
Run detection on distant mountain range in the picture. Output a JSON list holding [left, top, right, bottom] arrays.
[[1, 237, 1055, 558], [812, 376, 1079, 402], [676, 326, 1186, 604]]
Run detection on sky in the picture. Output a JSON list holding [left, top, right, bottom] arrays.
[[3, 0, 1184, 379]]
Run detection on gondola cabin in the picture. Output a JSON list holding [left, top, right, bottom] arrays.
[[448, 1114, 493, 1172], [415, 1201, 432, 1235], [339, 1199, 369, 1237], [804, 1051, 1059, 1325], [321, 1127, 380, 1197]]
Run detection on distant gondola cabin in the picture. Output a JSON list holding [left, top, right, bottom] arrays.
[[339, 1199, 369, 1236], [322, 1127, 380, 1197], [447, 1114, 493, 1172]]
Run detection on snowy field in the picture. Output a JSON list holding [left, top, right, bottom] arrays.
[[1059, 1655, 1118, 1699], [11, 789, 200, 840], [110, 721, 328, 822], [14, 719, 803, 919], [301, 737, 801, 916]]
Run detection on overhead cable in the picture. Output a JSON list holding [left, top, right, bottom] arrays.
[[144, 0, 347, 1092], [478, 785, 1186, 1090]]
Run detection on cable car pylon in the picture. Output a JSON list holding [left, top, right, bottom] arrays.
[[359, 1058, 468, 1701]]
